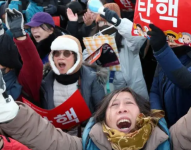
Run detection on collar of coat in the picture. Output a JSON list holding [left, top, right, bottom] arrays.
[[89, 123, 169, 150]]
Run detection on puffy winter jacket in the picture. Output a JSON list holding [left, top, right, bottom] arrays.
[[150, 44, 191, 127]]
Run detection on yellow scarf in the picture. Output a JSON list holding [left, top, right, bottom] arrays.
[[102, 110, 164, 150]]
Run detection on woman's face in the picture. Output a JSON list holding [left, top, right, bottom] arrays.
[[53, 50, 75, 74], [31, 26, 53, 43], [106, 92, 140, 133]]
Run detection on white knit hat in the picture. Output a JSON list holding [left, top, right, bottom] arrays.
[[49, 35, 83, 75]]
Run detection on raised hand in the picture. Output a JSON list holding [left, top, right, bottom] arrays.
[[100, 8, 121, 26], [5, 8, 26, 38], [147, 24, 167, 52], [67, 8, 78, 22], [83, 11, 96, 26]]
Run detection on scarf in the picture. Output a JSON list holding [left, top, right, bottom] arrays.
[[3, 70, 22, 100], [102, 110, 164, 150], [55, 70, 81, 85]]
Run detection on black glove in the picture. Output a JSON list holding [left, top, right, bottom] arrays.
[[100, 8, 121, 26], [147, 24, 167, 52], [44, 4, 57, 15], [5, 8, 26, 38]]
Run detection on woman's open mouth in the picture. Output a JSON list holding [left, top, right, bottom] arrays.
[[117, 119, 132, 133], [34, 35, 41, 41], [58, 62, 66, 69]]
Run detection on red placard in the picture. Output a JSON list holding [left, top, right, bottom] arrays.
[[132, 0, 191, 47], [114, 0, 135, 11], [22, 90, 91, 130]]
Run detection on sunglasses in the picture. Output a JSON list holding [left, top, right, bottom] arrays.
[[53, 50, 73, 57]]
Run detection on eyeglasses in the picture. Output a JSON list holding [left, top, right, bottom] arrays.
[[53, 50, 73, 58]]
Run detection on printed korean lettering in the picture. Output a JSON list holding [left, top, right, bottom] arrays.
[[54, 108, 79, 125], [138, 0, 153, 23], [156, 0, 179, 27]]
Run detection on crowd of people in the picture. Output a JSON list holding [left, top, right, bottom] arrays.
[[0, 0, 190, 150]]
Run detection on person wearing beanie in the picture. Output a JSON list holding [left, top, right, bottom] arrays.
[[25, 11, 70, 64], [148, 24, 191, 127], [2, 8, 43, 105], [42, 34, 106, 113], [84, 3, 149, 100]]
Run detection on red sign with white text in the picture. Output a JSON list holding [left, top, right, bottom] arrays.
[[114, 0, 135, 11], [22, 90, 91, 130], [133, 0, 191, 47]]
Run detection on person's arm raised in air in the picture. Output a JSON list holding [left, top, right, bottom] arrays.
[[147, 24, 191, 90], [6, 8, 43, 103]]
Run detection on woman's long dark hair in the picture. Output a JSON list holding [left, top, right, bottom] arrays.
[[90, 24, 124, 52], [94, 87, 151, 123]]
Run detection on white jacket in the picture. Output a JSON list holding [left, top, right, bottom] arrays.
[[83, 18, 149, 99]]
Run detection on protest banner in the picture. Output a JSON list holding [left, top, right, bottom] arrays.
[[22, 90, 91, 130], [133, 0, 191, 46]]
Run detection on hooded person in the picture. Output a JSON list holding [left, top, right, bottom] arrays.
[[41, 35, 106, 114], [40, 35, 106, 135], [83, 3, 149, 99]]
